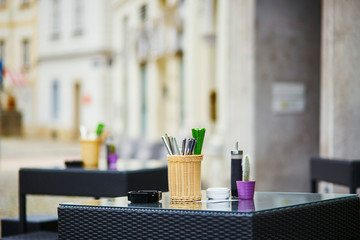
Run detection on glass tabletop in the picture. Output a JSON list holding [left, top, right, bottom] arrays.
[[61, 191, 358, 213]]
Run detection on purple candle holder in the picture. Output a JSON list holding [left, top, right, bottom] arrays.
[[236, 181, 256, 200], [108, 153, 118, 170]]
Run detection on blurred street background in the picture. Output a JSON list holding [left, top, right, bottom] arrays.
[[1, 0, 360, 235]]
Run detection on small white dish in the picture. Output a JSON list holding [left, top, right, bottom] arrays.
[[206, 187, 230, 200]]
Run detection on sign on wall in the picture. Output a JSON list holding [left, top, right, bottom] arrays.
[[272, 82, 306, 114], [82, 94, 92, 105]]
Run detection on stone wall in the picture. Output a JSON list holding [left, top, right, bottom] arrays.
[[254, 0, 321, 191], [321, 0, 360, 160]]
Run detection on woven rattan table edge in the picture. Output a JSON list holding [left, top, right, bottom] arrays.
[[58, 204, 254, 217], [58, 194, 359, 217]]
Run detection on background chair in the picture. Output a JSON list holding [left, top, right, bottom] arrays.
[[310, 157, 360, 194], [1, 230, 57, 240]]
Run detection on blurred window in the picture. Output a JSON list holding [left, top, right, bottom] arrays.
[[73, 0, 83, 35], [52, 0, 60, 37], [180, 55, 185, 126], [140, 5, 147, 21], [138, 5, 148, 61], [122, 17, 129, 136], [52, 80, 59, 119], [203, 0, 216, 36], [0, 40, 4, 63], [22, 39, 30, 68], [141, 64, 147, 137], [20, 0, 30, 8], [210, 90, 217, 122], [0, 0, 6, 8]]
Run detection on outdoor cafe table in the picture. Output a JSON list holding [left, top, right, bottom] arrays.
[[19, 159, 168, 233], [58, 191, 360, 239]]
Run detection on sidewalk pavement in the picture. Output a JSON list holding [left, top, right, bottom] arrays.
[[0, 137, 81, 170]]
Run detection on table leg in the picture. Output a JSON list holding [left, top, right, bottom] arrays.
[[350, 186, 357, 194], [311, 180, 317, 193], [19, 193, 26, 233]]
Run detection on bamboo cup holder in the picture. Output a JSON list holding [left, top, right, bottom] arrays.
[[167, 154, 203, 201], [80, 139, 101, 167]]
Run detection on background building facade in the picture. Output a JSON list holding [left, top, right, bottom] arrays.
[[37, 0, 112, 140], [0, 0, 38, 136]]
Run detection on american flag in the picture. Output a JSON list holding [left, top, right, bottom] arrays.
[[3, 68, 26, 87]]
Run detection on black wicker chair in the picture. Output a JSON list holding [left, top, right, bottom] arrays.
[[310, 156, 360, 194]]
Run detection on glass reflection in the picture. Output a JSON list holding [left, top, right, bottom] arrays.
[[207, 201, 231, 211], [237, 200, 255, 212], [170, 201, 202, 210]]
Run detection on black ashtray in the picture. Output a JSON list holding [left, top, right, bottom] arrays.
[[128, 190, 162, 203], [65, 160, 84, 168]]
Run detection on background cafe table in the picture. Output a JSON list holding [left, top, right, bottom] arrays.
[[58, 192, 360, 240], [19, 159, 168, 233]]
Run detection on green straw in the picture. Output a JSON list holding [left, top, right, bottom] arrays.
[[96, 123, 105, 137], [192, 128, 206, 155]]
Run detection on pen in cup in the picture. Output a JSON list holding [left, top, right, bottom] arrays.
[[170, 137, 176, 155], [186, 138, 194, 155], [191, 139, 197, 154], [166, 134, 173, 154], [162, 135, 198, 155], [182, 138, 186, 155], [162, 136, 173, 155], [174, 138, 181, 155]]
